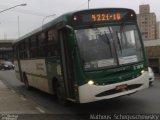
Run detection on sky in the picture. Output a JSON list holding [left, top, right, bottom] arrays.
[[0, 0, 159, 40]]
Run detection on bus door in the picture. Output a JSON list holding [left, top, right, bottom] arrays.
[[59, 28, 76, 101]]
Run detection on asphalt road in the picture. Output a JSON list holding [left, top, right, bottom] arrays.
[[0, 70, 160, 118]]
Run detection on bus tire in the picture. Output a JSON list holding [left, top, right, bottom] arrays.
[[149, 81, 153, 86], [23, 73, 31, 90], [55, 80, 67, 105]]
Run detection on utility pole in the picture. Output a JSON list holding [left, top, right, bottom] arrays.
[[18, 16, 20, 38], [88, 0, 90, 9], [0, 3, 27, 39]]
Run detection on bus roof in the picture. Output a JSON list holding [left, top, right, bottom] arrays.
[[13, 8, 135, 44]]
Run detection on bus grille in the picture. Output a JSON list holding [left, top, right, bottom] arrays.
[[95, 84, 142, 97]]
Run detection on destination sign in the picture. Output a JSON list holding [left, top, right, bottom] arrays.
[[72, 9, 136, 25]]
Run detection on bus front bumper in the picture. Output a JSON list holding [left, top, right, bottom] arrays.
[[78, 71, 149, 103]]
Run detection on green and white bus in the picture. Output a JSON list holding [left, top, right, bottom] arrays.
[[13, 8, 149, 104]]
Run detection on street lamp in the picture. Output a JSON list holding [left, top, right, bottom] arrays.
[[42, 14, 56, 30], [0, 3, 27, 39], [0, 3, 27, 14]]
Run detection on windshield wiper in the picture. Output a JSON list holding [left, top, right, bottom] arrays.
[[116, 31, 122, 54], [93, 28, 113, 57], [98, 31, 113, 57], [103, 31, 113, 57], [106, 25, 119, 65]]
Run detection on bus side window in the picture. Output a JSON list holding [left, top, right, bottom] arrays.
[[19, 42, 25, 59], [18, 43, 21, 59], [13, 46, 16, 60], [30, 36, 38, 58], [47, 29, 58, 57], [14, 45, 18, 60], [24, 39, 30, 59], [22, 40, 27, 59], [38, 32, 47, 57]]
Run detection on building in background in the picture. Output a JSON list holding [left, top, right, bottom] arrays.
[[137, 4, 156, 40], [0, 40, 14, 62], [156, 22, 160, 39], [144, 39, 160, 74]]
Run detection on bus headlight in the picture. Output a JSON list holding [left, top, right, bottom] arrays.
[[88, 80, 94, 85], [141, 70, 145, 74]]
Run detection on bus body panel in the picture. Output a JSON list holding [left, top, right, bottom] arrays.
[[78, 71, 149, 103], [20, 59, 50, 93], [20, 59, 47, 76], [27, 74, 49, 93], [14, 57, 61, 94], [45, 57, 61, 94], [14, 60, 21, 81], [13, 8, 149, 103]]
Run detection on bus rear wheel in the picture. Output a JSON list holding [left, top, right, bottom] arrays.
[[55, 81, 67, 105], [23, 73, 31, 90]]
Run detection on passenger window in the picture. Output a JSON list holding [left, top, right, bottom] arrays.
[[47, 29, 58, 57], [39, 32, 46, 45], [38, 32, 47, 57], [30, 36, 38, 58], [48, 29, 57, 43]]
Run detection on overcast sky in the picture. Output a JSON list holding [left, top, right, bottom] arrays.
[[0, 0, 159, 40]]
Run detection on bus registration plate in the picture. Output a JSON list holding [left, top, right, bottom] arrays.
[[116, 84, 128, 90]]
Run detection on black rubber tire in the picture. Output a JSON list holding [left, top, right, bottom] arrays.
[[149, 81, 153, 86], [23, 73, 31, 90], [55, 81, 67, 105]]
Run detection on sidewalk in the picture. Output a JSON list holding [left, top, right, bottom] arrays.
[[0, 80, 42, 114]]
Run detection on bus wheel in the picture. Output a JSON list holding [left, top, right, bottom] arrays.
[[23, 73, 31, 90], [149, 81, 153, 86], [55, 81, 67, 105]]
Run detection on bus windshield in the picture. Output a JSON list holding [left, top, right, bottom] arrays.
[[75, 24, 144, 71]]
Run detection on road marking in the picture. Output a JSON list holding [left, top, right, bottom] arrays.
[[11, 89, 16, 93], [20, 95, 27, 101], [35, 106, 45, 113]]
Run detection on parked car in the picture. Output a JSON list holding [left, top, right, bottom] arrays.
[[0, 61, 15, 70], [148, 67, 155, 86]]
